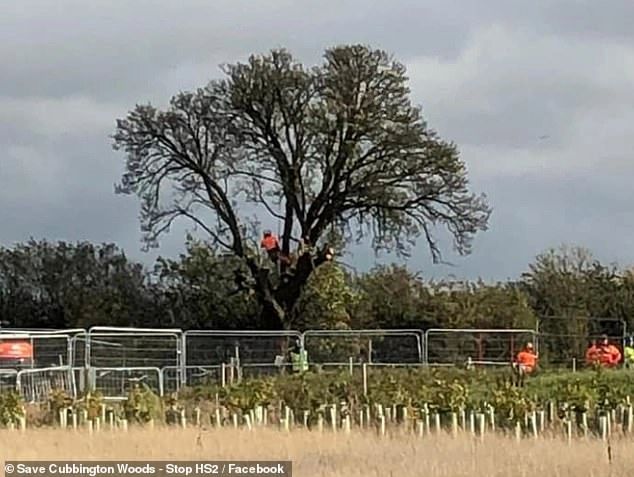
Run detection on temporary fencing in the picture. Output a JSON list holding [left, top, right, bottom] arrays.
[[0, 370, 18, 394], [303, 329, 424, 369], [89, 366, 163, 400], [0, 329, 81, 368], [86, 327, 182, 368], [16, 366, 75, 403], [424, 328, 538, 367], [0, 330, 81, 402], [536, 316, 627, 367], [85, 327, 182, 398], [184, 330, 302, 381], [0, 320, 630, 401]]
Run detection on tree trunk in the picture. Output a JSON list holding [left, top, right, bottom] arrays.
[[248, 246, 332, 330]]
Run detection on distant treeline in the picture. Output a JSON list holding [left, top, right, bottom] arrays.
[[0, 239, 632, 343]]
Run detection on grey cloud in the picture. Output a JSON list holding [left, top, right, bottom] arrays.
[[479, 0, 634, 43], [407, 25, 634, 153], [1, 0, 475, 101]]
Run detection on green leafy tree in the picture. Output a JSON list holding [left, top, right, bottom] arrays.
[[153, 236, 259, 329], [295, 262, 358, 330], [350, 266, 535, 330], [425, 279, 537, 329], [351, 265, 430, 329], [520, 244, 632, 363], [112, 44, 490, 329], [521, 245, 599, 319], [0, 240, 154, 328], [420, 280, 537, 364]]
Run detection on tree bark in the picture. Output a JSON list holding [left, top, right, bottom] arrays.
[[247, 245, 332, 329]]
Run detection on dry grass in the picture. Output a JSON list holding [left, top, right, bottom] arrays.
[[1, 428, 633, 476]]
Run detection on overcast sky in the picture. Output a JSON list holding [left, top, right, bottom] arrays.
[[2, 0, 634, 281]]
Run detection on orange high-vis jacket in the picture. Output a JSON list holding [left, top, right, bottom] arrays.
[[516, 350, 538, 372], [600, 345, 621, 367], [587, 344, 621, 367], [260, 235, 280, 251], [586, 345, 599, 365]]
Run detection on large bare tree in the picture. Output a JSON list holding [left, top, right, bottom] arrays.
[[112, 45, 491, 328]]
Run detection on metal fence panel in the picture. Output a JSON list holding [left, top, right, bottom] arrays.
[[303, 329, 423, 365], [536, 316, 626, 366], [184, 331, 301, 378], [17, 366, 75, 403], [424, 328, 538, 366], [87, 327, 183, 369], [0, 332, 75, 369], [73, 367, 87, 395], [91, 366, 163, 399], [2, 322, 629, 403], [0, 370, 18, 394], [162, 365, 226, 392]]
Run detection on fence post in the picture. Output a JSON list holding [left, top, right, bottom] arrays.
[[234, 345, 241, 383], [88, 367, 96, 394], [229, 358, 235, 385], [423, 330, 429, 365], [180, 332, 187, 388], [68, 366, 77, 399], [534, 321, 540, 356], [66, 336, 73, 368]]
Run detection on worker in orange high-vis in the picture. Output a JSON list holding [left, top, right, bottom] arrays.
[[515, 342, 539, 375], [260, 230, 281, 263], [587, 335, 621, 368]]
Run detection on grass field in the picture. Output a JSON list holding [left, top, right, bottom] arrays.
[[1, 428, 632, 476]]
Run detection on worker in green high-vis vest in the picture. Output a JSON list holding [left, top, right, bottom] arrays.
[[289, 339, 308, 373], [624, 336, 634, 369]]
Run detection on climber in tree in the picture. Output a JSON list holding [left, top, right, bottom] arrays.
[[260, 230, 281, 263]]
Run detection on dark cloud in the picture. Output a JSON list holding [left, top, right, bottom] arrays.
[[2, 0, 634, 280]]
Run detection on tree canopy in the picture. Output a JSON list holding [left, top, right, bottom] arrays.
[[0, 240, 153, 328], [112, 44, 490, 328]]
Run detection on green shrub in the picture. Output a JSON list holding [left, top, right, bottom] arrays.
[[172, 367, 634, 429], [124, 384, 164, 424], [0, 391, 25, 426]]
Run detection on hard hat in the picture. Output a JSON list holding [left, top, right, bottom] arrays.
[[526, 342, 533, 349], [263, 230, 272, 236]]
